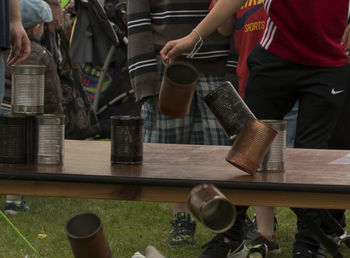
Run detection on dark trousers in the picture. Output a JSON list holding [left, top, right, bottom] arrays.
[[243, 45, 350, 253]]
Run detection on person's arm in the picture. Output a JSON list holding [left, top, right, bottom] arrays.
[[212, 0, 235, 37], [7, 0, 30, 65], [127, 0, 160, 102], [341, 23, 350, 51], [160, 0, 246, 65]]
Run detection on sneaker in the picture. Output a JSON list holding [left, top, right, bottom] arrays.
[[131, 251, 146, 258], [315, 245, 327, 258], [199, 234, 248, 258], [167, 212, 196, 247], [246, 243, 266, 258], [293, 249, 314, 258], [242, 215, 257, 238], [247, 233, 280, 257], [315, 233, 344, 258], [4, 198, 29, 215]]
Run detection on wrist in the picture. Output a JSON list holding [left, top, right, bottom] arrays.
[[186, 29, 204, 58], [189, 29, 201, 44]]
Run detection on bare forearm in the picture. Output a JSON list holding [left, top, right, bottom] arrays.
[[194, 0, 246, 39], [214, 0, 235, 36], [9, 0, 22, 24]]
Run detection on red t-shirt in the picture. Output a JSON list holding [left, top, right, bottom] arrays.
[[210, 0, 266, 97], [261, 0, 349, 67], [234, 1, 266, 97]]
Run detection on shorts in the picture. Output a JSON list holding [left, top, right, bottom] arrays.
[[141, 73, 233, 146]]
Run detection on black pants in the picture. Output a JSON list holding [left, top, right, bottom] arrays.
[[243, 45, 350, 253]]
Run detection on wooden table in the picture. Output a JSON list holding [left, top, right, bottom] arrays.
[[0, 140, 350, 209]]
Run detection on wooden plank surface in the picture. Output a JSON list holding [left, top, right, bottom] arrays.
[[0, 140, 349, 208]]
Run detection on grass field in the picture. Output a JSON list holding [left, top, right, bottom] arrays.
[[0, 196, 350, 258]]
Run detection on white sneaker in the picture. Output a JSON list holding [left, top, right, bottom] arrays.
[[131, 251, 145, 258]]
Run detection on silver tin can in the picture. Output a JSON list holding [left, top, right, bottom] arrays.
[[259, 120, 287, 172], [11, 65, 45, 114], [34, 114, 65, 164], [187, 184, 236, 233]]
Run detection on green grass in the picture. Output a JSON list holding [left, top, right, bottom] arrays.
[[0, 196, 350, 258]]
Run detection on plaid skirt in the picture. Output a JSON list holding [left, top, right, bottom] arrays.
[[141, 73, 233, 146]]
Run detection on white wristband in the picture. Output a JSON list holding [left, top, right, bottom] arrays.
[[186, 29, 204, 58]]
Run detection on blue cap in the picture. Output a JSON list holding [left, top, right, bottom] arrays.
[[20, 0, 53, 29]]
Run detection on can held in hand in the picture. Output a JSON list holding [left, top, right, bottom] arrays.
[[111, 115, 144, 164], [11, 65, 45, 114], [158, 62, 198, 118]]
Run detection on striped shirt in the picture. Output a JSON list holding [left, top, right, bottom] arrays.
[[261, 0, 349, 67], [127, 0, 237, 102]]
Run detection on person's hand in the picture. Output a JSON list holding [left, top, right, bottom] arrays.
[[160, 31, 199, 65], [341, 23, 350, 51], [47, 4, 63, 32], [6, 21, 31, 66]]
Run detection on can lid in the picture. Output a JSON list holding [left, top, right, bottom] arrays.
[[165, 61, 198, 86], [111, 115, 144, 126], [11, 64, 46, 75], [35, 114, 65, 125], [0, 113, 27, 125]]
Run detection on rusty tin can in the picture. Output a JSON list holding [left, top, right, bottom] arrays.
[[226, 117, 277, 175]]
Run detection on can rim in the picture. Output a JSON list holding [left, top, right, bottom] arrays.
[[11, 64, 46, 75]]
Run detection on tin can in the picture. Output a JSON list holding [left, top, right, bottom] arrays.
[[66, 212, 111, 258], [187, 184, 236, 233], [259, 120, 287, 172], [11, 64, 45, 114], [34, 114, 65, 164], [111, 115, 144, 164], [226, 117, 277, 175], [0, 113, 27, 164], [158, 62, 198, 118], [204, 81, 255, 139]]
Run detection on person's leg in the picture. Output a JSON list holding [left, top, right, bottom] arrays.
[[244, 45, 297, 256], [0, 52, 28, 214], [141, 96, 197, 247], [284, 101, 298, 148], [292, 64, 349, 256], [254, 206, 275, 239], [199, 206, 249, 258], [251, 101, 297, 251]]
